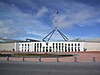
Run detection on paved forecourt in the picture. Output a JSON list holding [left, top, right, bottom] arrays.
[[0, 61, 100, 75]]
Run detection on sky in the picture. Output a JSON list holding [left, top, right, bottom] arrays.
[[0, 0, 100, 41]]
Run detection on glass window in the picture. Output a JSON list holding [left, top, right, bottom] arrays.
[[65, 46, 67, 52], [72, 47, 73, 52], [43, 47, 45, 52], [68, 44, 70, 46], [46, 43, 48, 46], [22, 44, 24, 46], [78, 43, 80, 46], [59, 46, 61, 50], [65, 44, 67, 46], [65, 46, 67, 50], [46, 47, 48, 52], [78, 47, 80, 51], [34, 45, 36, 52], [75, 47, 77, 52], [68, 47, 70, 52], [53, 43, 54, 48], [53, 43, 54, 45], [56, 43, 58, 45], [28, 50, 29, 52], [62, 43, 63, 46], [49, 47, 52, 52], [59, 43, 61, 45]]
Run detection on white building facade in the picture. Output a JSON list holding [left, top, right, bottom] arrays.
[[84, 42, 100, 51], [0, 41, 100, 52], [0, 42, 18, 51], [18, 42, 84, 52]]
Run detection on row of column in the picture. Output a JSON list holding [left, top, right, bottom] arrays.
[[18, 42, 83, 52], [19, 43, 33, 52], [33, 42, 83, 52]]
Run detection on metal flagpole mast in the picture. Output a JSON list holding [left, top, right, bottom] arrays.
[[42, 11, 68, 42]]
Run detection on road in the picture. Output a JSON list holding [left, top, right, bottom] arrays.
[[0, 61, 100, 75]]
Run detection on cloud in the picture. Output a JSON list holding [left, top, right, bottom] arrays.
[[96, 19, 100, 23], [27, 31, 45, 39], [36, 6, 48, 17], [52, 1, 100, 28], [0, 2, 50, 39], [0, 0, 100, 40], [0, 19, 18, 38]]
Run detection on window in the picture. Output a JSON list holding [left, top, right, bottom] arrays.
[[46, 47, 48, 52], [68, 47, 70, 52], [46, 43, 48, 46], [49, 47, 52, 52], [34, 43, 36, 46], [78, 43, 80, 46], [65, 46, 67, 52], [59, 43, 61, 45], [53, 43, 54, 45], [56, 44, 58, 51], [65, 49, 67, 52], [71, 44, 73, 46], [75, 44, 76, 46], [40, 43, 42, 51], [28, 50, 29, 52], [13, 49, 15, 51], [72, 47, 73, 52], [56, 43, 57, 45], [43, 47, 45, 52], [75, 47, 77, 52], [68, 44, 70, 46], [62, 43, 63, 46], [59, 45, 61, 50], [34, 44, 36, 52], [22, 44, 24, 46], [65, 44, 67, 46], [78, 47, 80, 51], [56, 46, 58, 51], [62, 45, 63, 51], [53, 43, 54, 48]]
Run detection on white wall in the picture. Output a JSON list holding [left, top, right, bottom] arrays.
[[84, 42, 100, 51], [2, 41, 100, 52], [0, 42, 15, 51]]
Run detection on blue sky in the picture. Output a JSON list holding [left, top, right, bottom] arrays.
[[0, 0, 100, 41]]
